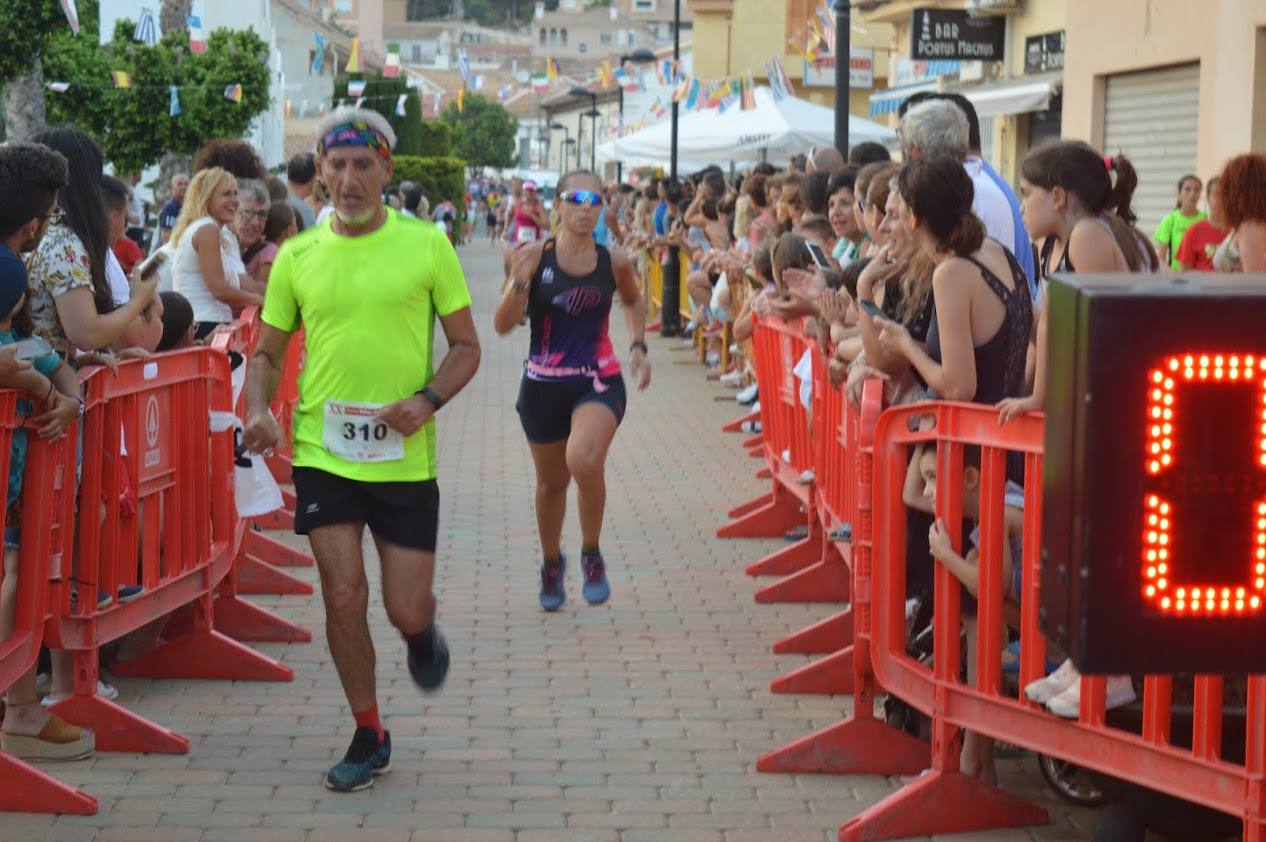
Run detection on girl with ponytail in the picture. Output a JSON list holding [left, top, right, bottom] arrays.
[[872, 154, 1033, 407], [996, 141, 1160, 423]]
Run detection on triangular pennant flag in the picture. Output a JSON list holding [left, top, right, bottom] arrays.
[[112, 71, 131, 88], [457, 89, 464, 112], [224, 83, 243, 103], [285, 99, 292, 119], [61, 0, 80, 35], [742, 71, 757, 110], [600, 60, 613, 87], [347, 79, 367, 97], [354, 96, 365, 108], [685, 78, 700, 110], [170, 85, 181, 116], [312, 33, 326, 73], [384, 51, 400, 78], [531, 73, 548, 93], [46, 81, 70, 93], [473, 75, 486, 91], [346, 38, 361, 73], [458, 48, 472, 85], [395, 93, 407, 116], [546, 57, 559, 80]]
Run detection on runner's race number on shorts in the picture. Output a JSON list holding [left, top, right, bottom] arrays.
[[323, 400, 405, 463]]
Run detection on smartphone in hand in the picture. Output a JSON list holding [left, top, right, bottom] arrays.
[[135, 249, 167, 280], [805, 241, 829, 269], [12, 335, 55, 361]]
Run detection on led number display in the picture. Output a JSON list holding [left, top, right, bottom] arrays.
[[1042, 274, 1266, 674]]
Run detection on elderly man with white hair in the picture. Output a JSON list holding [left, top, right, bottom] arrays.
[[900, 99, 1017, 269], [242, 107, 482, 794]]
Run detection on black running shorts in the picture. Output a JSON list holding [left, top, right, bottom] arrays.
[[292, 467, 440, 553], [516, 375, 626, 444]]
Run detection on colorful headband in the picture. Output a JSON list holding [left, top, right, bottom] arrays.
[[318, 120, 392, 161]]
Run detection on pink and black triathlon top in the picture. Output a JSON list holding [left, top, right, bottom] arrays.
[[524, 239, 621, 389]]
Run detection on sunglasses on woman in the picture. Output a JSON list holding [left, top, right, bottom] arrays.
[[561, 190, 603, 207]]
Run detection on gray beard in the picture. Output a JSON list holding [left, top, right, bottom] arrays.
[[335, 207, 376, 226]]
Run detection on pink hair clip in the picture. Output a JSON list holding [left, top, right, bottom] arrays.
[[1103, 155, 1115, 170]]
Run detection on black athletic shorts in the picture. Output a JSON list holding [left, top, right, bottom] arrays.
[[292, 466, 440, 552], [516, 375, 626, 444]]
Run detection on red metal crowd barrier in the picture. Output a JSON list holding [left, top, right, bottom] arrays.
[[0, 308, 316, 815], [256, 328, 305, 530], [722, 322, 1266, 840], [0, 395, 96, 814]]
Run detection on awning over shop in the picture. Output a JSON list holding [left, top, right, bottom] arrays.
[[960, 71, 1063, 118], [868, 80, 939, 117]]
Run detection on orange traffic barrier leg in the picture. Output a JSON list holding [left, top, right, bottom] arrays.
[[252, 509, 294, 531], [49, 694, 189, 755], [755, 466, 772, 479], [747, 445, 763, 459], [746, 532, 820, 577], [722, 409, 759, 433], [0, 754, 96, 815], [646, 320, 661, 333], [836, 769, 1049, 842], [716, 484, 802, 539], [235, 555, 314, 595], [213, 594, 312, 644], [728, 491, 773, 519], [113, 629, 293, 682], [757, 716, 929, 775], [773, 607, 853, 654], [245, 529, 313, 568], [234, 532, 315, 595], [755, 556, 849, 601], [741, 433, 762, 450], [770, 646, 855, 695], [113, 595, 293, 683]]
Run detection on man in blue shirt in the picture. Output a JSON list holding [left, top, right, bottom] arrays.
[[158, 173, 188, 245], [899, 93, 1037, 298]]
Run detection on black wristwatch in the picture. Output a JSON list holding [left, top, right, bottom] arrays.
[[416, 386, 446, 411], [629, 340, 649, 355]]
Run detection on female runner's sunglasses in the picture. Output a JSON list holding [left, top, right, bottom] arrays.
[[561, 190, 603, 206]]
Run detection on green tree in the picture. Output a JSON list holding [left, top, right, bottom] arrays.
[[0, 0, 81, 139], [419, 120, 451, 157], [442, 94, 518, 171], [335, 75, 425, 156], [41, 20, 271, 172]]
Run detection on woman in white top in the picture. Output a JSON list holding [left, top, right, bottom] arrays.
[[169, 167, 263, 339]]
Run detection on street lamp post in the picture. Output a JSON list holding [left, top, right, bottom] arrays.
[[834, 0, 851, 156], [615, 49, 657, 184], [576, 111, 584, 168], [550, 120, 570, 174], [569, 86, 599, 173], [660, 0, 683, 338]]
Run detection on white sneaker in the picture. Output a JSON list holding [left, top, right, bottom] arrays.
[[729, 343, 740, 354], [781, 448, 791, 463], [740, 420, 762, 434], [1023, 658, 1079, 704], [1045, 675, 1136, 719], [797, 469, 815, 484], [737, 384, 759, 405], [720, 370, 743, 385], [42, 680, 119, 707], [751, 400, 760, 413], [705, 352, 720, 367]]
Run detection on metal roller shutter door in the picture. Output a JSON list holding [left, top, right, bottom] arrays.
[[1103, 63, 1200, 238]]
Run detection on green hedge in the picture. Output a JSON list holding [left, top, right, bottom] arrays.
[[418, 121, 452, 157], [392, 155, 466, 205]]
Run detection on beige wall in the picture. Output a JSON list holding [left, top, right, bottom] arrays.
[[691, 11, 731, 80], [1064, 0, 1266, 178]]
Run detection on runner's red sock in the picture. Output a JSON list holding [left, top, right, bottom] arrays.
[[353, 704, 384, 743]]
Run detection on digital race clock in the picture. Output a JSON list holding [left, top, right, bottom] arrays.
[[1042, 272, 1266, 674]]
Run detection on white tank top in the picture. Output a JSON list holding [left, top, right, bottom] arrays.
[[172, 217, 241, 324]]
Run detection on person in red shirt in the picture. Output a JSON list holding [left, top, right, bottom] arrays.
[[1175, 175, 1227, 272]]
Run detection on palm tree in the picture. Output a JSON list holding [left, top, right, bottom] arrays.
[[3, 59, 46, 141], [155, 0, 194, 208], [159, 0, 193, 36]]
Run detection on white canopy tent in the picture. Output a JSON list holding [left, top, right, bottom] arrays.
[[597, 86, 897, 168]]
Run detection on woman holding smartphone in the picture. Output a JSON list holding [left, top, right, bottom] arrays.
[[494, 170, 651, 613]]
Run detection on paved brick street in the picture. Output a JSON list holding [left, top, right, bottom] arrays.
[[8, 241, 1094, 842]]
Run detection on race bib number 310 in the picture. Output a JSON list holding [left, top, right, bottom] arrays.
[[322, 400, 405, 463]]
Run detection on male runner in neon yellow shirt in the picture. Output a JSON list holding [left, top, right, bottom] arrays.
[[243, 107, 480, 793]]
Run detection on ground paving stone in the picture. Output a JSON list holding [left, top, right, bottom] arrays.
[[15, 240, 1091, 841]]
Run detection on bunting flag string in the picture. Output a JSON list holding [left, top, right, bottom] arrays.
[[133, 7, 160, 46], [384, 49, 401, 79], [61, 0, 80, 35], [545, 57, 559, 81], [345, 38, 361, 73], [169, 84, 180, 116], [395, 93, 407, 116], [311, 33, 326, 73]]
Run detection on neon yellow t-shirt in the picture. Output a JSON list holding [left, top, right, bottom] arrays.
[[261, 210, 472, 482]]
